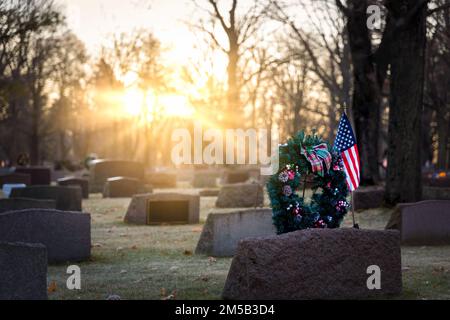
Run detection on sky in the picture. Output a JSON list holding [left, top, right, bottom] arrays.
[[55, 0, 199, 64]]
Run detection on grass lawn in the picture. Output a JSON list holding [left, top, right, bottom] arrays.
[[47, 190, 450, 300]]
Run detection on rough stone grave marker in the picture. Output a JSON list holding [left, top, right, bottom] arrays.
[[223, 228, 402, 300]]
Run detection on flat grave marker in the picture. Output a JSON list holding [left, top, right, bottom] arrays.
[[125, 193, 200, 225]]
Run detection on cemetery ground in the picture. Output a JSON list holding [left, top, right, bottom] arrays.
[[46, 189, 450, 300]]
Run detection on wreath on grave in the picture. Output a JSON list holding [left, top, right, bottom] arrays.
[[267, 131, 349, 234]]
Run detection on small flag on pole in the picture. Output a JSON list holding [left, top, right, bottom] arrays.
[[334, 113, 360, 191]]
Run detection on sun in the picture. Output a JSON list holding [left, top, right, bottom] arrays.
[[122, 88, 194, 119], [159, 94, 194, 117], [123, 88, 144, 116]]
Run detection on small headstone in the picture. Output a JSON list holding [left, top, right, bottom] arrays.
[[89, 160, 145, 193], [222, 169, 250, 184], [58, 176, 89, 199], [14, 167, 51, 185], [103, 177, 143, 198], [0, 198, 56, 214], [124, 193, 200, 225], [216, 183, 264, 208], [0, 172, 31, 187], [386, 200, 450, 245], [0, 242, 48, 300], [192, 170, 217, 188], [2, 183, 26, 197], [146, 172, 177, 188], [222, 228, 402, 300], [10, 185, 82, 211], [199, 188, 220, 197], [195, 208, 276, 256], [353, 186, 384, 210], [423, 187, 450, 200], [0, 209, 91, 263], [423, 174, 450, 188]]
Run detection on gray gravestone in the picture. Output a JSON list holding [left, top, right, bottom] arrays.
[[89, 160, 145, 192], [124, 193, 200, 225], [192, 170, 218, 188], [0, 242, 48, 300], [103, 176, 143, 198], [10, 185, 82, 211], [423, 187, 450, 200], [146, 172, 177, 188], [58, 176, 89, 199], [386, 200, 450, 245], [353, 186, 385, 210], [195, 208, 276, 256], [223, 228, 402, 300], [199, 188, 220, 197], [216, 183, 264, 208], [0, 209, 91, 263], [0, 172, 31, 187], [15, 167, 51, 185], [0, 198, 56, 213]]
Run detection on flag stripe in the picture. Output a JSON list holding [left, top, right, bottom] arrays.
[[333, 113, 360, 192], [354, 147, 361, 180], [343, 150, 357, 190], [344, 149, 358, 183], [350, 147, 359, 179], [348, 147, 360, 183]]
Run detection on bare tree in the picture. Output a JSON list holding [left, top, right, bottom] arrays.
[[191, 0, 267, 128], [268, 0, 353, 134], [425, 0, 450, 170], [0, 0, 63, 164]]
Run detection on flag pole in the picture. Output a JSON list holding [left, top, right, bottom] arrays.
[[351, 191, 359, 229], [343, 106, 359, 229]]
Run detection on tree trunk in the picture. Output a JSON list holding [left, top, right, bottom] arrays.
[[226, 33, 240, 129], [385, 0, 426, 204], [30, 93, 41, 165], [437, 110, 449, 169], [346, 0, 381, 185], [421, 107, 433, 166]]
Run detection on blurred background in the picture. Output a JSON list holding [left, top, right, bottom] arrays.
[[0, 0, 448, 204]]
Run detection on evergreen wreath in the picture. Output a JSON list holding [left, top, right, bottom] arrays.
[[267, 131, 350, 234]]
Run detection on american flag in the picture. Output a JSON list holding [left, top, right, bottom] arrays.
[[334, 113, 360, 191]]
